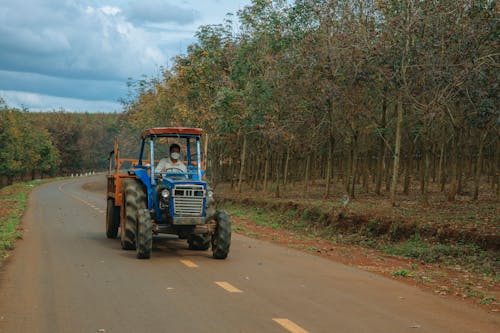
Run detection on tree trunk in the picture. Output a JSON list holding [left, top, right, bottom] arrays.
[[348, 131, 358, 199], [430, 143, 435, 183], [473, 132, 488, 200], [324, 136, 334, 198], [283, 144, 290, 189], [390, 94, 403, 206], [421, 148, 430, 204], [447, 134, 459, 201], [275, 152, 281, 198], [438, 140, 446, 192], [248, 151, 255, 190], [494, 138, 500, 197], [361, 154, 369, 193], [263, 148, 270, 192], [376, 142, 387, 195], [230, 158, 236, 190], [237, 135, 247, 193], [376, 89, 388, 195], [304, 154, 311, 193], [457, 144, 464, 195], [403, 140, 414, 195]]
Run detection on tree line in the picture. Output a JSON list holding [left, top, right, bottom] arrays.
[[1, 1, 497, 203], [0, 98, 120, 187], [121, 0, 498, 203]]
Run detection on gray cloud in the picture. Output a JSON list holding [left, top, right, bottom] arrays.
[[0, 0, 250, 112], [0, 70, 127, 101], [0, 90, 121, 112], [0, 0, 164, 82], [125, 0, 200, 25]]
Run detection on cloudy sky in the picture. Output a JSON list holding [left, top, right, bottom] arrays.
[[0, 0, 251, 112]]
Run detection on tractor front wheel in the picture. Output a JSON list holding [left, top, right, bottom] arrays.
[[211, 210, 231, 259], [136, 209, 152, 259], [106, 198, 120, 239]]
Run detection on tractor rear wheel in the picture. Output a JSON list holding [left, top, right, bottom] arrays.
[[136, 209, 152, 259], [188, 234, 211, 251], [120, 179, 145, 250], [106, 198, 120, 239], [211, 210, 231, 259]]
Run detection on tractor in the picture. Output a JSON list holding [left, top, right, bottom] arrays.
[[106, 127, 231, 259]]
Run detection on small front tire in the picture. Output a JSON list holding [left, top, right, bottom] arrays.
[[211, 210, 231, 259]]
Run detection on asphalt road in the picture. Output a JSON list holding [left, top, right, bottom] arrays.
[[0, 176, 497, 333]]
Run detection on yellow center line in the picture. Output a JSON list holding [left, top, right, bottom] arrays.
[[273, 318, 309, 333], [214, 281, 243, 293], [179, 259, 198, 268]]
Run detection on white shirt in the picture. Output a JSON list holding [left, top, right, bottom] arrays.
[[156, 158, 187, 173]]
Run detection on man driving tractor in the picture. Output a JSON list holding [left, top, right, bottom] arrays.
[[156, 143, 187, 173]]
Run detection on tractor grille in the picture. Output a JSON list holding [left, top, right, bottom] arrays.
[[173, 185, 204, 216]]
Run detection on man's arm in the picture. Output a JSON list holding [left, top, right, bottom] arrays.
[[156, 159, 167, 172]]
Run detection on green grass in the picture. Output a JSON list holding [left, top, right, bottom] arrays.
[[392, 269, 410, 277], [225, 204, 283, 228], [0, 179, 50, 259], [381, 234, 496, 274], [480, 294, 496, 305]]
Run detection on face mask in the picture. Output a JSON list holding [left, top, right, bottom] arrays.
[[170, 152, 180, 160]]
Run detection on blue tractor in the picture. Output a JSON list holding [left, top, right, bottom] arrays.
[[106, 127, 231, 259]]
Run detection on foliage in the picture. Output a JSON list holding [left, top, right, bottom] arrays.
[[31, 111, 120, 173], [0, 103, 120, 185], [0, 107, 60, 184], [120, 0, 498, 201]]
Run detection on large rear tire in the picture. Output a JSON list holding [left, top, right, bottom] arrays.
[[120, 179, 145, 250], [106, 198, 120, 239], [136, 209, 152, 259], [188, 234, 211, 251], [211, 210, 231, 259]]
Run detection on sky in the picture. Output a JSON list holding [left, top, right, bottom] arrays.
[[0, 0, 251, 112]]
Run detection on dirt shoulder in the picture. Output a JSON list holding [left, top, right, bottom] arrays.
[[217, 183, 499, 313]]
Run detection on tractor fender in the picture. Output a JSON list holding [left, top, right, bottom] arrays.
[[131, 168, 154, 210]]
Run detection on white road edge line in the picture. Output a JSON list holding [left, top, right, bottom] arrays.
[[58, 181, 105, 213], [273, 318, 309, 333]]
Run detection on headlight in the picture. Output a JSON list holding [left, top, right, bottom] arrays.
[[207, 190, 213, 198], [161, 189, 170, 199]]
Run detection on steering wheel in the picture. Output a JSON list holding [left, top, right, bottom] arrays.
[[165, 167, 188, 179]]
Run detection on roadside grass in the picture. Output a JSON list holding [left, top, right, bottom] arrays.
[[229, 205, 282, 229], [0, 180, 51, 260], [380, 235, 497, 275]]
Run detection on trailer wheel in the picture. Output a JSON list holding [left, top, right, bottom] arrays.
[[106, 198, 120, 239], [211, 210, 231, 259], [120, 179, 145, 250], [188, 234, 211, 251], [136, 209, 152, 259]]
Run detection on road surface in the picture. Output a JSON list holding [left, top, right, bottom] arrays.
[[0, 176, 498, 332]]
